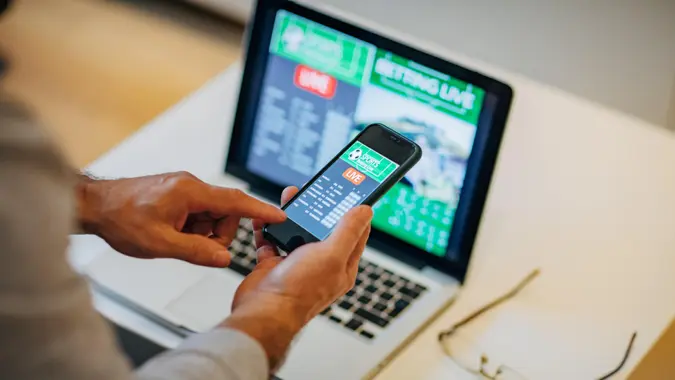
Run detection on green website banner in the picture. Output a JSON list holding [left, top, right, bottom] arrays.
[[372, 183, 453, 256], [369, 50, 485, 125], [340, 141, 398, 182], [270, 11, 373, 87]]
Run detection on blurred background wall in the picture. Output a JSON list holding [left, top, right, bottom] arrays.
[[188, 0, 675, 131], [0, 0, 243, 166], [1, 0, 673, 169]]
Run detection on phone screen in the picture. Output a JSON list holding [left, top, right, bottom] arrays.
[[264, 124, 420, 251], [285, 140, 399, 240]]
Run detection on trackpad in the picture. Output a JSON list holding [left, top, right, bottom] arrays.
[[165, 272, 240, 332]]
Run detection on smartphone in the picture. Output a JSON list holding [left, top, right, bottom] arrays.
[[263, 123, 422, 252]]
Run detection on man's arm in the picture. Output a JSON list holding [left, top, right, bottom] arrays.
[[0, 97, 132, 379], [0, 95, 372, 380], [0, 97, 270, 380]]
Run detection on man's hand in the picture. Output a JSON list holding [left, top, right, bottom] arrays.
[[77, 172, 286, 267], [223, 186, 372, 370]]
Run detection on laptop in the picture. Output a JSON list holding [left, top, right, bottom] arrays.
[[85, 1, 513, 379]]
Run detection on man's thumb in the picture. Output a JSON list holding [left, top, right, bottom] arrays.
[[163, 231, 231, 267]]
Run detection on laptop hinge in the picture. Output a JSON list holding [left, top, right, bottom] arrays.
[[421, 266, 458, 285], [367, 239, 426, 270]]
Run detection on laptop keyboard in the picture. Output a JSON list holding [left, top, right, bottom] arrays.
[[227, 219, 428, 340]]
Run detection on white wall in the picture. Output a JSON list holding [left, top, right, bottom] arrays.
[[316, 0, 675, 129], [193, 0, 675, 130]]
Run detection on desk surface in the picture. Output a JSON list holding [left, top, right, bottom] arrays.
[[71, 56, 675, 379]]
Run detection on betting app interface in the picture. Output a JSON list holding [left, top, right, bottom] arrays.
[[246, 10, 486, 258], [285, 141, 398, 240]]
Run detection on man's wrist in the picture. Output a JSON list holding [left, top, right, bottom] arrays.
[[75, 173, 104, 235], [221, 297, 307, 371]]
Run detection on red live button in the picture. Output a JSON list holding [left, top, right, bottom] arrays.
[[293, 65, 337, 99]]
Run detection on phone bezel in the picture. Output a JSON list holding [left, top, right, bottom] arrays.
[[263, 123, 421, 252], [225, 0, 514, 282]]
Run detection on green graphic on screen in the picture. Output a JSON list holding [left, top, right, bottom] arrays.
[[341, 141, 399, 182], [251, 10, 485, 256]]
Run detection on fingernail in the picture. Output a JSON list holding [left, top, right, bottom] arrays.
[[257, 246, 278, 263], [259, 245, 277, 256], [274, 207, 287, 219], [213, 250, 230, 267]]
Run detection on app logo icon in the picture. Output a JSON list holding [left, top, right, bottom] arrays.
[[343, 167, 365, 185], [348, 148, 362, 161], [282, 25, 305, 52]]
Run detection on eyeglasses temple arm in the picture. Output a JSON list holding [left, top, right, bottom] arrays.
[[439, 269, 540, 338], [597, 332, 637, 380]]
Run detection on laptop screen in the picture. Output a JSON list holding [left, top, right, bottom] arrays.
[[245, 10, 485, 257]]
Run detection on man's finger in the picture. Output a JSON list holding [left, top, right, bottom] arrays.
[[326, 206, 373, 255], [346, 224, 370, 279], [189, 220, 214, 236], [252, 218, 264, 231], [256, 245, 280, 264], [191, 185, 286, 223], [251, 186, 299, 231], [281, 186, 299, 206], [254, 228, 277, 252], [161, 229, 231, 267], [214, 216, 240, 243]]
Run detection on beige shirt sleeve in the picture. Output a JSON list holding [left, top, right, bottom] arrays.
[[0, 97, 268, 380]]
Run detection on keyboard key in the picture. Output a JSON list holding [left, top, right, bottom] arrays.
[[329, 315, 342, 324], [355, 278, 363, 286], [345, 319, 363, 331], [380, 292, 394, 301], [355, 308, 389, 327], [360, 330, 375, 339], [394, 298, 410, 311], [236, 228, 251, 240], [241, 258, 255, 267], [227, 261, 252, 277], [357, 295, 371, 304], [383, 279, 396, 287], [338, 300, 354, 310], [367, 272, 380, 280], [397, 275, 411, 283], [389, 299, 410, 318], [321, 307, 331, 315], [413, 284, 427, 292], [373, 302, 387, 312], [345, 293, 357, 300], [365, 285, 378, 293], [399, 287, 421, 299]]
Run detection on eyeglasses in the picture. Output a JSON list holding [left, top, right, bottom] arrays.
[[437, 269, 637, 379]]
